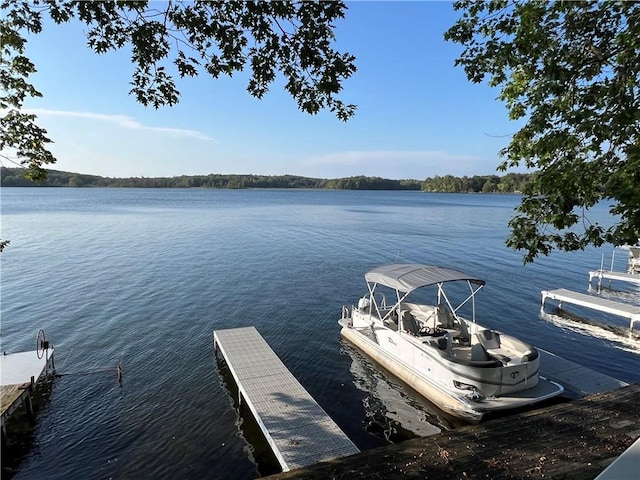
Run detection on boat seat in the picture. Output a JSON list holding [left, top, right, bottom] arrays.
[[470, 343, 490, 361], [436, 304, 454, 329], [436, 334, 453, 355], [475, 330, 512, 364], [476, 329, 501, 350], [401, 310, 420, 335], [456, 318, 471, 345]]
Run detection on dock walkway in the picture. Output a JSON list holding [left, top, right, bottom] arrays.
[[268, 383, 640, 480], [541, 288, 640, 332], [589, 269, 640, 288], [1, 349, 54, 440], [213, 327, 359, 472]]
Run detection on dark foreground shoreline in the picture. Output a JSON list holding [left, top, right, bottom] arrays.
[[267, 383, 639, 480]]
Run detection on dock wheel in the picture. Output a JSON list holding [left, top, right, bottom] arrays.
[[36, 329, 47, 359]]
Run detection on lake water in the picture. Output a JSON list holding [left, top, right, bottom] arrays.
[[2, 188, 639, 479]]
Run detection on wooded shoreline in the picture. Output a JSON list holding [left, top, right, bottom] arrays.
[[1, 167, 531, 193]]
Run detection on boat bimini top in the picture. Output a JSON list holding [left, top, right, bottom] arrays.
[[364, 264, 486, 323], [365, 264, 485, 293]]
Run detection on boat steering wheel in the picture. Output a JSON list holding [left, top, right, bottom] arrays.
[[419, 326, 432, 335]]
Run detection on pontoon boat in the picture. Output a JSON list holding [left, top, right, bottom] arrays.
[[339, 264, 564, 422]]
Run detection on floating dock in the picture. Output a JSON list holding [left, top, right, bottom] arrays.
[[213, 327, 359, 472], [538, 349, 628, 396], [589, 269, 640, 288], [267, 383, 640, 480], [541, 288, 640, 332], [1, 348, 54, 443]]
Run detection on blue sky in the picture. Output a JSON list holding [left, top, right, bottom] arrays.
[[19, 1, 521, 180]]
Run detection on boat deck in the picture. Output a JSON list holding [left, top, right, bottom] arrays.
[[541, 288, 640, 331], [589, 269, 640, 287], [213, 327, 359, 472]]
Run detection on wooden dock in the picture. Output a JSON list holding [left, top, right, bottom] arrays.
[[213, 327, 359, 472], [267, 383, 640, 480], [541, 288, 640, 332], [1, 349, 54, 444], [589, 269, 640, 288]]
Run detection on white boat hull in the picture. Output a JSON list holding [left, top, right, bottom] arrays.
[[340, 319, 563, 422], [340, 322, 483, 421]]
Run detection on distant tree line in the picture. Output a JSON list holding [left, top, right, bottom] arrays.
[[0, 168, 422, 190], [421, 173, 533, 193], [1, 167, 535, 192]]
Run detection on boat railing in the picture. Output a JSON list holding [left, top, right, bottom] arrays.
[[342, 305, 352, 321]]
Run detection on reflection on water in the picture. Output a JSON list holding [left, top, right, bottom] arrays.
[[341, 342, 465, 441], [214, 354, 277, 478], [1, 376, 55, 475], [4, 188, 640, 479], [588, 283, 640, 303], [540, 309, 640, 355]]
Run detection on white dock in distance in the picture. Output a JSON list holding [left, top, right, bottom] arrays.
[[589, 269, 640, 288], [541, 288, 640, 333], [213, 327, 359, 472]]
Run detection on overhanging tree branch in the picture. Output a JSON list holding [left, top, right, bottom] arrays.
[[446, 0, 640, 262], [0, 0, 356, 180]]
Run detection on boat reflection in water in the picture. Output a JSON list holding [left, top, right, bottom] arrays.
[[341, 342, 466, 443]]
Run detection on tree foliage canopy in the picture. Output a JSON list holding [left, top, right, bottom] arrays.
[[1, 0, 356, 180], [446, 0, 640, 262]]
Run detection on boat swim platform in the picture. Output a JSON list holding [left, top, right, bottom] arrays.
[[589, 269, 640, 287], [541, 288, 640, 332], [1, 349, 55, 438], [213, 327, 359, 472], [267, 382, 640, 480]]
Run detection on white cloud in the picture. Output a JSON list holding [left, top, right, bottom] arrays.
[[24, 108, 216, 142]]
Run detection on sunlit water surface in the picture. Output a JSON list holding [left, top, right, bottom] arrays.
[[2, 188, 639, 479]]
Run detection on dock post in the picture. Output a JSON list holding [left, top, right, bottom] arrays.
[[24, 379, 35, 424]]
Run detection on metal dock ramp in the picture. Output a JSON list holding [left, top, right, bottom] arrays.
[[541, 288, 640, 332], [213, 327, 359, 472]]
